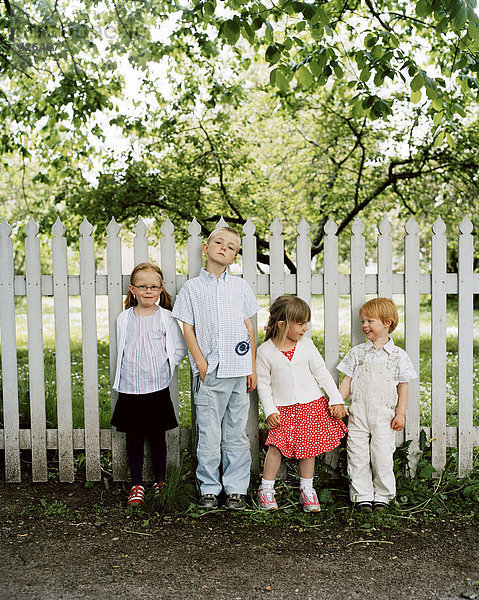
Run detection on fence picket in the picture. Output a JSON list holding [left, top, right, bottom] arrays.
[[243, 218, 260, 475], [431, 217, 447, 473], [404, 217, 421, 473], [52, 218, 74, 482], [0, 219, 21, 481], [323, 218, 339, 381], [133, 218, 149, 265], [269, 218, 285, 302], [188, 218, 203, 278], [350, 219, 366, 347], [296, 218, 312, 309], [79, 219, 101, 481], [106, 218, 127, 481], [161, 218, 180, 471], [25, 219, 47, 481], [458, 217, 474, 476], [378, 217, 393, 298]]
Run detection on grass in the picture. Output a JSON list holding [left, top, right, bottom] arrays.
[[1, 295, 478, 430]]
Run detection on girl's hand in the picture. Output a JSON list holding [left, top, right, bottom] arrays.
[[247, 372, 257, 392], [267, 413, 281, 429], [329, 404, 346, 419]]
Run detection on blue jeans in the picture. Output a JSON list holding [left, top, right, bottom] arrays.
[[194, 368, 251, 496]]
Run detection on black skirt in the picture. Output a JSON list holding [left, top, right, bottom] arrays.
[[111, 388, 178, 433]]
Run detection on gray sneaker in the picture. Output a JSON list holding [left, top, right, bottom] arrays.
[[225, 493, 247, 511], [197, 494, 218, 509]]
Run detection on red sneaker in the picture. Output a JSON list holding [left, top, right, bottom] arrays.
[[153, 482, 164, 496], [127, 485, 145, 507]]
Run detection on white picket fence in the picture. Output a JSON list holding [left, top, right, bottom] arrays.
[[0, 214, 477, 483]]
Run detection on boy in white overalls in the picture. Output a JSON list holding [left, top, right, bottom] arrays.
[[338, 298, 417, 512]]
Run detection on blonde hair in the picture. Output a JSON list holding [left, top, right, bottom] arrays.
[[360, 297, 398, 333], [124, 262, 172, 311], [206, 226, 241, 255], [265, 295, 311, 347]]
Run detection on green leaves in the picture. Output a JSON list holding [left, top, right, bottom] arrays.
[[270, 67, 290, 91], [296, 65, 313, 87], [220, 18, 241, 45], [411, 73, 425, 92]]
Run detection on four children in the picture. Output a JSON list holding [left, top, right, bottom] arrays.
[[115, 226, 416, 513]]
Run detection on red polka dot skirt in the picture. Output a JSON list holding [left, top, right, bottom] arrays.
[[265, 345, 348, 459], [265, 397, 348, 459]]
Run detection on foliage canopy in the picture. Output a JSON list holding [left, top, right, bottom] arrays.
[[1, 1, 479, 268]]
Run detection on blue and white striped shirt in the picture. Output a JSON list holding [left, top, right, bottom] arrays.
[[118, 308, 170, 394], [172, 268, 259, 378]]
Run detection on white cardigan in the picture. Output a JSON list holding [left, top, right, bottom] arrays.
[[112, 306, 187, 392], [256, 337, 344, 419]]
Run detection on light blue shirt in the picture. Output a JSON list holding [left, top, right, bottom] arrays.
[[172, 268, 259, 378]]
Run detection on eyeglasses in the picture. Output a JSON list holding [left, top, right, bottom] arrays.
[[132, 285, 162, 292]]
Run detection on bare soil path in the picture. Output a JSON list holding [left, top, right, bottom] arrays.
[[1, 482, 478, 600]]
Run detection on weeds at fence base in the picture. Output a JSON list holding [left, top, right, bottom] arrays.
[[3, 441, 478, 532]]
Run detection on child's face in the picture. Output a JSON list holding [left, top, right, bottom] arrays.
[[203, 231, 238, 268], [281, 320, 309, 343], [360, 313, 392, 342], [129, 269, 163, 309]]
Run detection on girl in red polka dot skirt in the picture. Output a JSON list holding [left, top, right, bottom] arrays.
[[256, 295, 347, 512]]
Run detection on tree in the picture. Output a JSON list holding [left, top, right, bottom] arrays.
[[44, 80, 479, 271], [183, 1, 479, 130], [1, 1, 479, 271], [2, 0, 479, 165]]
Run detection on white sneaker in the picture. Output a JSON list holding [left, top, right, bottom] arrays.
[[299, 489, 321, 513], [257, 487, 278, 511]]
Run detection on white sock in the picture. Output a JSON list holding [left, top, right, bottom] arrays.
[[261, 478, 275, 490], [300, 477, 314, 492]]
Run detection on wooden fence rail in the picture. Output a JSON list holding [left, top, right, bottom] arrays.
[[0, 215, 478, 482]]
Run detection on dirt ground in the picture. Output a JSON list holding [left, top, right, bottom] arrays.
[[0, 482, 478, 600]]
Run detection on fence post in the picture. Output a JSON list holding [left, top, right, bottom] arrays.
[[79, 218, 101, 481], [161, 217, 181, 473], [133, 218, 149, 264], [52, 218, 74, 482], [404, 217, 421, 474], [323, 218, 339, 379], [107, 218, 127, 481], [431, 217, 447, 474], [350, 218, 366, 347], [296, 218, 312, 309], [25, 218, 47, 482], [458, 217, 474, 476], [186, 218, 204, 452], [269, 218, 285, 303], [323, 218, 341, 469], [243, 217, 260, 475], [0, 219, 21, 482], [378, 216, 393, 299]]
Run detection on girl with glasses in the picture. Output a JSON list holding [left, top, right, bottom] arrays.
[[111, 262, 187, 506]]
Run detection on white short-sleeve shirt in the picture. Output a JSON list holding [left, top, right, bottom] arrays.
[[172, 268, 259, 378], [337, 338, 417, 384]]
